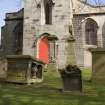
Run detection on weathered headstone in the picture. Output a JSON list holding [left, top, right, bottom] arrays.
[[92, 48, 105, 82], [6, 55, 45, 84], [60, 65, 82, 92]]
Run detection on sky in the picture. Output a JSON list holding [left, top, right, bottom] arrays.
[[87, 0, 105, 5], [0, 0, 22, 36]]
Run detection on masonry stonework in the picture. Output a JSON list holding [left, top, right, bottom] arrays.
[[73, 13, 105, 67], [0, 9, 23, 56], [23, 0, 74, 68], [1, 0, 105, 69], [23, 0, 105, 68]]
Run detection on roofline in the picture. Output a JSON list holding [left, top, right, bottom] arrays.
[[6, 8, 24, 15], [5, 17, 23, 21], [73, 12, 105, 16]]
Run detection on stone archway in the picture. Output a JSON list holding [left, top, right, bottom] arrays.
[[37, 33, 58, 64], [37, 35, 49, 64]]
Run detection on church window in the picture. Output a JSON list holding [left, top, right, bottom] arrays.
[[85, 19, 98, 45], [44, 0, 54, 24]]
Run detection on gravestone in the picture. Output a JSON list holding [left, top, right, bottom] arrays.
[[6, 55, 45, 84], [92, 48, 105, 81]]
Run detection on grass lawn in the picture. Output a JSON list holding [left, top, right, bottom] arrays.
[[0, 68, 105, 105]]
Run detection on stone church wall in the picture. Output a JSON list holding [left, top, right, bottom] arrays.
[[0, 9, 23, 56], [73, 13, 105, 67], [23, 0, 74, 68]]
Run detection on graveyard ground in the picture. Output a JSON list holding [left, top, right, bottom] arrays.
[[0, 68, 105, 105]]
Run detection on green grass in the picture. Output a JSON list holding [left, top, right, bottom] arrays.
[[82, 68, 92, 81], [0, 68, 105, 105]]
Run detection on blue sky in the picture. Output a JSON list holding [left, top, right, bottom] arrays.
[[0, 0, 22, 35], [87, 0, 105, 5]]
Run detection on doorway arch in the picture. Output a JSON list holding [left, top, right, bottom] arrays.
[[37, 35, 49, 64], [37, 33, 58, 64]]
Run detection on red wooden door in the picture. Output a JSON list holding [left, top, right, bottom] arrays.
[[38, 37, 49, 64]]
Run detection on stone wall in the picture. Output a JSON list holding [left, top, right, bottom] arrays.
[[0, 57, 7, 78], [73, 15, 85, 67], [23, 0, 105, 68], [73, 13, 105, 67], [0, 9, 23, 56], [23, 0, 74, 68]]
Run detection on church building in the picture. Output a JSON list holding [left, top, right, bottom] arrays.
[[23, 0, 105, 69], [1, 0, 105, 69]]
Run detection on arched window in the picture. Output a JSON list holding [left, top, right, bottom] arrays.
[[44, 0, 53, 24], [85, 18, 98, 45]]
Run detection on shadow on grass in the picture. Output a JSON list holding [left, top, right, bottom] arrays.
[[0, 81, 105, 105], [0, 68, 105, 105]]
